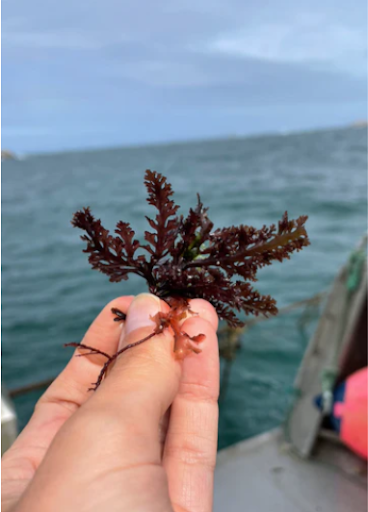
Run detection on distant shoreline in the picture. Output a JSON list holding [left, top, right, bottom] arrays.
[[4, 122, 367, 159]]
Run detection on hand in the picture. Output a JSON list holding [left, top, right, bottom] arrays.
[[2, 293, 219, 512]]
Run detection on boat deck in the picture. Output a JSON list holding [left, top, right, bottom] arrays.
[[214, 429, 367, 512]]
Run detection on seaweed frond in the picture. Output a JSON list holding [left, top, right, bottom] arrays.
[[72, 170, 309, 328]]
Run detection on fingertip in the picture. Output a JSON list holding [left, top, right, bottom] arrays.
[[123, 293, 161, 337], [81, 295, 134, 349], [181, 316, 218, 348], [187, 299, 219, 331], [175, 315, 220, 400], [105, 295, 135, 318], [116, 293, 176, 366]]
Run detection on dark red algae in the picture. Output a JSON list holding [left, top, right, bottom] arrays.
[[67, 170, 309, 389]]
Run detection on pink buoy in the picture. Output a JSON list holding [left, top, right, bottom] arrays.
[[333, 367, 368, 459]]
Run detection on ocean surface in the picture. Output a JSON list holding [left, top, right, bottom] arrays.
[[2, 127, 367, 450]]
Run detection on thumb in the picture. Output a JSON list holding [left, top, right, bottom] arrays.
[[93, 293, 181, 422]]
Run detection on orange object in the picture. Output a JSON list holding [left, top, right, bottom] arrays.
[[333, 367, 368, 459]]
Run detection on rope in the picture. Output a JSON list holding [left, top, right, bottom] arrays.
[[218, 292, 327, 400], [347, 247, 366, 292], [218, 291, 327, 361], [8, 377, 55, 397]]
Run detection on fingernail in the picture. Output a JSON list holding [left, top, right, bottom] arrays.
[[119, 293, 161, 349]]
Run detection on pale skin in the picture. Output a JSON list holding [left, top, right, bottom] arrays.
[[1, 293, 220, 512]]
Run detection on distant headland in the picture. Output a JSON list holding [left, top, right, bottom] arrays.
[[350, 120, 368, 128], [1, 150, 17, 160]]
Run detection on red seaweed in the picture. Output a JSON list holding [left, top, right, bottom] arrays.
[[69, 170, 309, 389]]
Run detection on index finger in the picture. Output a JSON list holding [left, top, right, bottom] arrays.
[[9, 296, 133, 457]]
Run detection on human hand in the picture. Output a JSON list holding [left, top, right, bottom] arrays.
[[2, 293, 219, 512]]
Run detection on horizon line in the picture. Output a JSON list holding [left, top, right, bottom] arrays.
[[3, 120, 367, 159]]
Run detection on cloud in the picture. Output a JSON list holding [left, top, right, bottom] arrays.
[[2, 1, 366, 69], [205, 21, 366, 76]]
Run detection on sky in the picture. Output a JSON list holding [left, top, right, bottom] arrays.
[[2, 0, 367, 153]]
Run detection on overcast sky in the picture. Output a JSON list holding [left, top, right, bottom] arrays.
[[2, 0, 367, 153]]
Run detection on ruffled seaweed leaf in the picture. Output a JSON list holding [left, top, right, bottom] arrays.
[[71, 207, 147, 283], [143, 170, 180, 259]]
